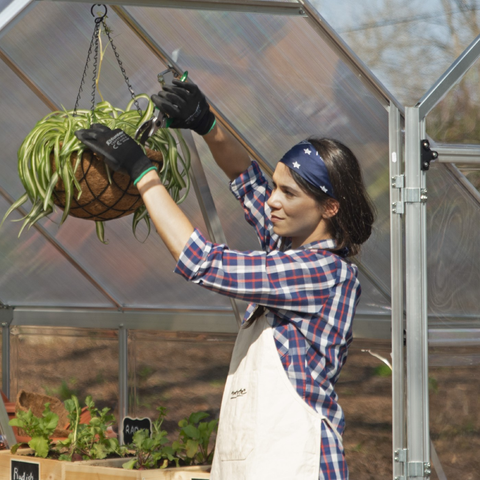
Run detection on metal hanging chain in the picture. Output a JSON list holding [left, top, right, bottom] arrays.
[[73, 4, 142, 116], [73, 8, 102, 115], [101, 18, 142, 115]]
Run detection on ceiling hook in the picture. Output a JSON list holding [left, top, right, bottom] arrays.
[[90, 4, 107, 24]]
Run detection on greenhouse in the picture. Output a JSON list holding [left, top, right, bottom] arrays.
[[0, 1, 479, 479]]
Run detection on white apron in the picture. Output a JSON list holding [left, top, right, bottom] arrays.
[[211, 313, 343, 480]]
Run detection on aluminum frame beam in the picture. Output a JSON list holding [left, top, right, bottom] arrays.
[[417, 33, 480, 119], [180, 130, 245, 328], [0, 0, 34, 38], [389, 104, 406, 480], [118, 325, 128, 443], [434, 144, 480, 164], [46, 0, 305, 16], [404, 106, 430, 479], [9, 307, 391, 337], [0, 394, 16, 449], [1, 308, 13, 400]]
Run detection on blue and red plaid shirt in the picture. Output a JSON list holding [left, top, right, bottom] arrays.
[[175, 161, 360, 475]]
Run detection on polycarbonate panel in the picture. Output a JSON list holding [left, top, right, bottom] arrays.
[[0, 196, 112, 307], [10, 326, 120, 416], [0, 2, 391, 312], [0, 56, 52, 199], [0, 3, 230, 308], [429, 346, 480, 480], [126, 5, 391, 299], [38, 192, 231, 309], [426, 164, 480, 322], [356, 270, 390, 314]]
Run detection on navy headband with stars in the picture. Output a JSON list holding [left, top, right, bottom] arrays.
[[279, 140, 336, 199]]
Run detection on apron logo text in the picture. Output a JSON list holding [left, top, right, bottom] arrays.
[[230, 388, 247, 399]]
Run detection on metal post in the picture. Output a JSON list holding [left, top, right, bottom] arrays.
[[179, 130, 244, 328], [404, 106, 430, 479], [118, 324, 128, 445], [0, 307, 15, 448], [389, 104, 406, 480], [1, 308, 13, 400]]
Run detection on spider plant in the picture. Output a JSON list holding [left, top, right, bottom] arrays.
[[0, 96, 190, 243]]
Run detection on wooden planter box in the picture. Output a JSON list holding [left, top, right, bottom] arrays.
[[0, 450, 210, 480]]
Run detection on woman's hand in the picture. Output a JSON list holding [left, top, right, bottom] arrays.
[[151, 79, 216, 135], [75, 124, 156, 185]]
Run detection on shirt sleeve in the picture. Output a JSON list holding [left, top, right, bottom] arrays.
[[174, 228, 357, 314], [229, 161, 280, 252]]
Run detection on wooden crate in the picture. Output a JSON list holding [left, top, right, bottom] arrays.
[[0, 450, 210, 480], [0, 449, 66, 480], [65, 458, 210, 480]]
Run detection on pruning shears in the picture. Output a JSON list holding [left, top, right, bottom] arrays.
[[135, 69, 188, 146]]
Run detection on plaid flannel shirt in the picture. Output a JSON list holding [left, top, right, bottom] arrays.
[[175, 161, 360, 478]]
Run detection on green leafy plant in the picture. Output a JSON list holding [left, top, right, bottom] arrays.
[[55, 395, 128, 461], [174, 411, 218, 466], [9, 403, 59, 458], [1, 97, 191, 243], [122, 407, 177, 470], [123, 409, 218, 470]]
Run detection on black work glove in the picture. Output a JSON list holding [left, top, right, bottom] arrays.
[[151, 79, 216, 135], [75, 124, 157, 185]]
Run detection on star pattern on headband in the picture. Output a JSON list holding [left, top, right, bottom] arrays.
[[304, 148, 312, 155], [292, 161, 301, 169], [320, 186, 328, 193]]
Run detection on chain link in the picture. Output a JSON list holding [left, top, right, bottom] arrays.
[[73, 20, 101, 115], [73, 5, 142, 117], [102, 19, 142, 115]]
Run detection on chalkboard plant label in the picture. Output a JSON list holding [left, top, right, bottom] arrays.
[[121, 417, 152, 445], [10, 459, 39, 480]]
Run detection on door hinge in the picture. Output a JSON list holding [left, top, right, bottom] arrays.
[[394, 448, 407, 480], [408, 461, 431, 478], [395, 450, 431, 479], [391, 175, 428, 214]]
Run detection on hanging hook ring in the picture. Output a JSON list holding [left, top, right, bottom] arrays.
[[90, 4, 107, 24]]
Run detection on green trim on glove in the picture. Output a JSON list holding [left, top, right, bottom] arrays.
[[133, 166, 159, 186], [203, 118, 217, 135]]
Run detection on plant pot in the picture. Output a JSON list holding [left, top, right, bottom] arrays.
[[0, 449, 210, 480], [16, 390, 70, 438], [52, 148, 163, 222], [12, 390, 91, 445]]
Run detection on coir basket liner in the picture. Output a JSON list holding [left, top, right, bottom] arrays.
[[52, 148, 163, 221]]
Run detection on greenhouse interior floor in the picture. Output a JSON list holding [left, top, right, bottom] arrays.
[[3, 331, 479, 479]]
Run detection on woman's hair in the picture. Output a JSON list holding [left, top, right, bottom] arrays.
[[289, 137, 375, 257]]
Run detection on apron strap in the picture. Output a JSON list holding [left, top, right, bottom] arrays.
[[321, 416, 344, 447]]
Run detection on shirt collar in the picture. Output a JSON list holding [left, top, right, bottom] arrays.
[[299, 237, 337, 251], [280, 237, 348, 256]]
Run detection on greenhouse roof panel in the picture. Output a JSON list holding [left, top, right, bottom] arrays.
[[6, 0, 480, 326], [0, 1, 392, 314]]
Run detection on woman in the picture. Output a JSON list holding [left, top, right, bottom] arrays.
[[76, 79, 375, 480]]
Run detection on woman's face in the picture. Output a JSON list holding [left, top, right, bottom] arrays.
[[267, 162, 333, 249]]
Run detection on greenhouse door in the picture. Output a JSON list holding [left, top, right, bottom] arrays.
[[392, 33, 480, 480]]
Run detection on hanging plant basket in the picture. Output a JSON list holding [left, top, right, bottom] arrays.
[[1, 6, 191, 243], [51, 146, 163, 222], [2, 97, 191, 243]]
